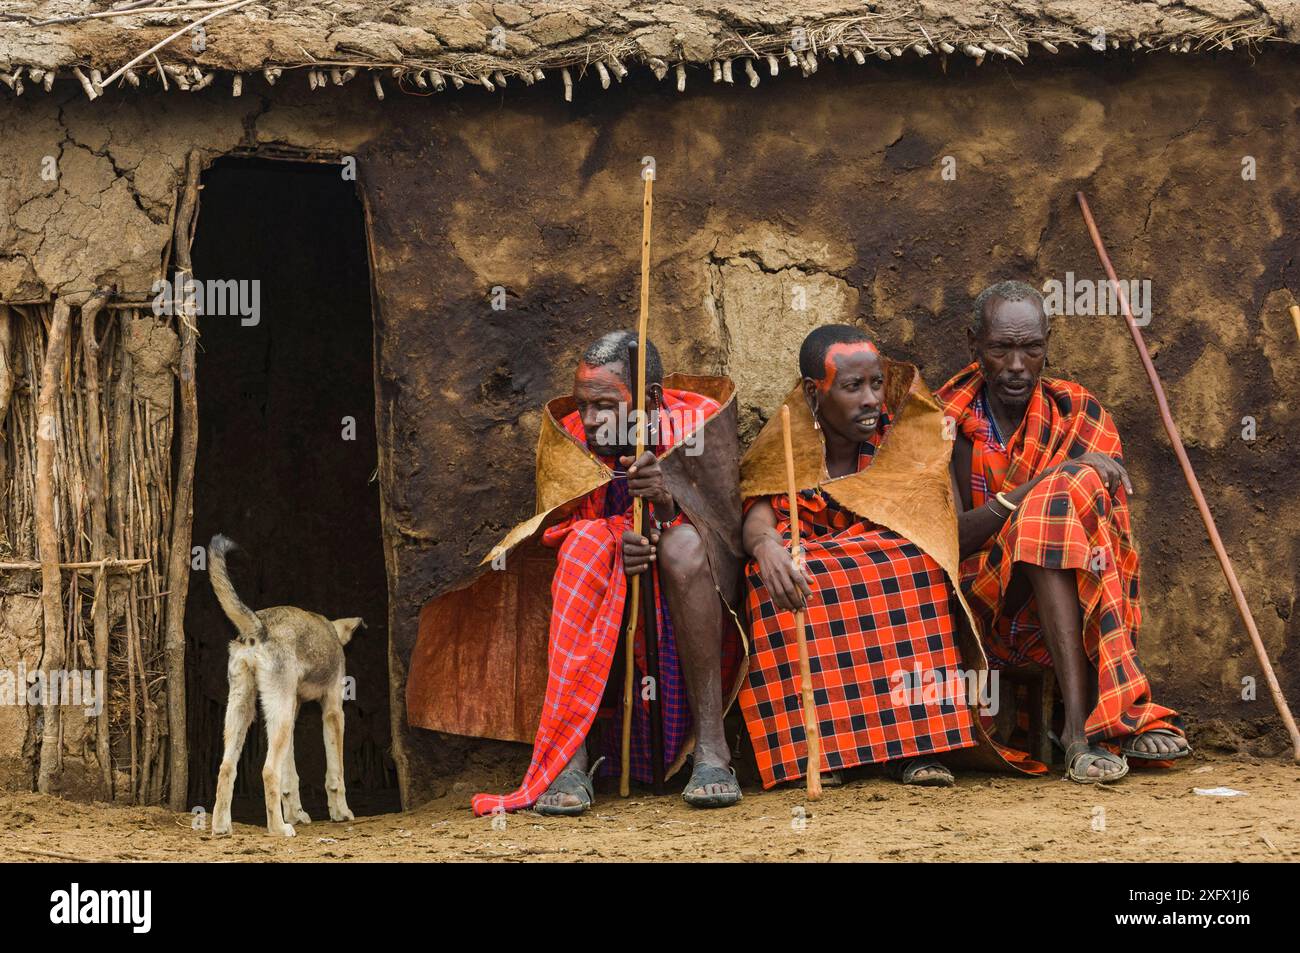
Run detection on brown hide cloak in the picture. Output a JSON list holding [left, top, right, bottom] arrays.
[[405, 374, 746, 761], [740, 359, 1029, 773]]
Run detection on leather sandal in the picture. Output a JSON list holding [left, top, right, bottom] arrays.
[[1065, 740, 1129, 784], [535, 758, 603, 816], [1121, 728, 1192, 761], [682, 763, 742, 808], [886, 757, 955, 787]]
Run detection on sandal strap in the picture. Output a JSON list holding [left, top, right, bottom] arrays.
[[1066, 741, 1127, 777], [545, 763, 596, 804], [1121, 729, 1192, 759], [902, 757, 951, 783], [886, 756, 949, 782], [684, 763, 739, 791]]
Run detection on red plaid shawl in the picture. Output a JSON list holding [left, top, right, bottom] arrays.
[[471, 389, 740, 816], [738, 421, 978, 789], [937, 363, 1180, 745]]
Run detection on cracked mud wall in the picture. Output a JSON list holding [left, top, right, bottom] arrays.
[[356, 52, 1300, 802], [2, 51, 1299, 800]]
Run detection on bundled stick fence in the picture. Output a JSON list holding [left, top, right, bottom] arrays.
[[0, 297, 185, 803]]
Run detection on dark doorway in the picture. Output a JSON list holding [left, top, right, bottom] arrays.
[[185, 156, 398, 822]]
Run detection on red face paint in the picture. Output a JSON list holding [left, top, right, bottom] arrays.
[[574, 362, 632, 403], [818, 340, 879, 392]]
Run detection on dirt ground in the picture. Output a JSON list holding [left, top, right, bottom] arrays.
[[1, 752, 1295, 862]]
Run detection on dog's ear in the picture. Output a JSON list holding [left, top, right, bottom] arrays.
[[332, 617, 365, 646]]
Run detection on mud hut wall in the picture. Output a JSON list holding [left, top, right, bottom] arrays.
[[358, 54, 1300, 794], [1, 52, 1297, 799]]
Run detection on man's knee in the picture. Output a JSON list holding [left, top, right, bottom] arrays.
[[1052, 461, 1106, 498], [657, 524, 710, 580]]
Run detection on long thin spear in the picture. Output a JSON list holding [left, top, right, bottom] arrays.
[[1077, 191, 1300, 762], [782, 404, 822, 799], [620, 165, 656, 796]]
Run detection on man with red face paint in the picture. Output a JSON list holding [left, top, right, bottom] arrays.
[[477, 330, 743, 816], [738, 325, 979, 788], [939, 281, 1189, 783]]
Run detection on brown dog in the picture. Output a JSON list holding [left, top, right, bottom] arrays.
[[208, 534, 363, 837]]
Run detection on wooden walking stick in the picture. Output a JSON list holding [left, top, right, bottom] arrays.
[[620, 164, 656, 796], [1077, 192, 1300, 762], [782, 405, 822, 799], [627, 339, 667, 795]]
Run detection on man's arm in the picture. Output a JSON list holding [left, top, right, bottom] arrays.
[[953, 431, 1064, 559], [743, 498, 812, 611], [953, 452, 1130, 561], [952, 433, 1009, 558], [622, 449, 678, 522]]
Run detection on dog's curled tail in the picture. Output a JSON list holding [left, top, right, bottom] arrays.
[[209, 534, 264, 643]]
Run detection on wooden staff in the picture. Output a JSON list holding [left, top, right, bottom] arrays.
[[782, 405, 822, 799], [1077, 192, 1300, 762], [79, 292, 113, 799], [620, 166, 655, 796], [36, 299, 72, 794], [627, 339, 666, 794]]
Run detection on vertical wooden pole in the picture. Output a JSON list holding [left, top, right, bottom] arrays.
[[781, 405, 821, 799], [0, 304, 14, 542], [80, 292, 113, 798], [1077, 192, 1300, 762], [619, 170, 654, 797], [36, 299, 72, 794], [164, 151, 203, 808], [627, 340, 665, 794]]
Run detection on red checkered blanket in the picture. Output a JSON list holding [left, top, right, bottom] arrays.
[[471, 389, 740, 815], [738, 425, 979, 789], [937, 363, 1181, 745]]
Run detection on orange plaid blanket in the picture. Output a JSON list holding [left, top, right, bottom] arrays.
[[938, 363, 1181, 745]]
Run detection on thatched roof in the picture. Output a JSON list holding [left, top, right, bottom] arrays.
[[2, 1, 1298, 99]]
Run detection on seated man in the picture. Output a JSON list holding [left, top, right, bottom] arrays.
[[471, 330, 744, 815], [737, 325, 980, 789], [938, 280, 1190, 783]]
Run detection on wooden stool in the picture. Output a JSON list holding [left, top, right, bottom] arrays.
[[993, 663, 1057, 766]]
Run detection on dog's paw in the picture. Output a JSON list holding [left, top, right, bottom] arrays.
[[211, 817, 232, 836], [268, 823, 297, 838], [294, 809, 312, 824], [329, 806, 354, 823]]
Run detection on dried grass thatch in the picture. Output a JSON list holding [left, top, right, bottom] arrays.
[[0, 1, 1295, 102]]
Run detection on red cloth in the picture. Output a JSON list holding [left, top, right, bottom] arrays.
[[937, 363, 1182, 746], [471, 389, 738, 815], [738, 425, 979, 789]]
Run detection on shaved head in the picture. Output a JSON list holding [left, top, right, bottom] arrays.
[[581, 330, 662, 388], [798, 324, 877, 382], [971, 280, 1049, 339]]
